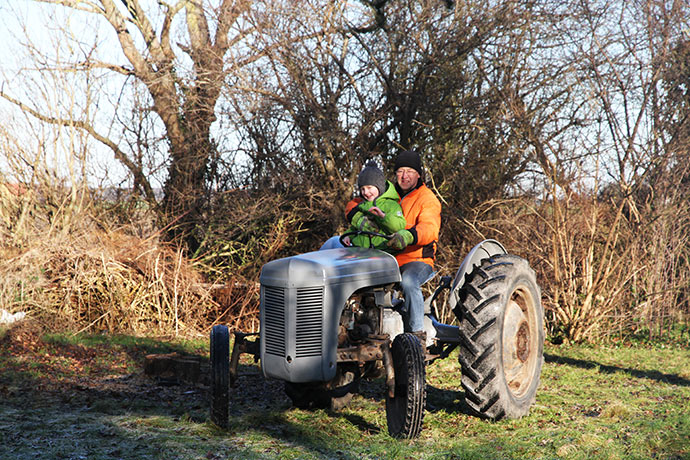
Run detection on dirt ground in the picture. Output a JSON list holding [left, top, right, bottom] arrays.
[[0, 320, 298, 458], [1, 323, 282, 413], [0, 321, 204, 416]]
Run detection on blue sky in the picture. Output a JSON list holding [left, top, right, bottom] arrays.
[[0, 1, 143, 188]]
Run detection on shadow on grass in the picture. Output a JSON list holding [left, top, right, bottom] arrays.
[[544, 353, 690, 387], [425, 384, 472, 416], [223, 364, 385, 458], [1, 331, 387, 460], [339, 411, 382, 435], [232, 411, 381, 460], [3, 327, 506, 459], [355, 371, 473, 417]]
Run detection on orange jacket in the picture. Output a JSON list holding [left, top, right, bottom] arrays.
[[345, 181, 441, 268]]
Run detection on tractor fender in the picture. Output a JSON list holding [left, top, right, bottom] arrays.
[[447, 239, 507, 313]]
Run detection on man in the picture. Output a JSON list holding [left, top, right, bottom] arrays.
[[345, 150, 441, 343], [386, 150, 441, 343]]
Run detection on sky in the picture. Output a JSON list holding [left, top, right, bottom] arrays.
[[0, 1, 140, 189]]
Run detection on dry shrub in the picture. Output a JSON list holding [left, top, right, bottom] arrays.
[[198, 185, 346, 280], [453, 191, 690, 343], [190, 185, 345, 332], [0, 179, 342, 337], [0, 181, 39, 244], [0, 180, 233, 337], [205, 281, 260, 333], [6, 168, 684, 343], [0, 224, 222, 336], [460, 194, 632, 342], [624, 193, 690, 340]]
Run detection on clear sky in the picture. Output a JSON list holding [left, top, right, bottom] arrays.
[[0, 1, 143, 189]]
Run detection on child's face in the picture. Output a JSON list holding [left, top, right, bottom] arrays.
[[360, 185, 380, 201]]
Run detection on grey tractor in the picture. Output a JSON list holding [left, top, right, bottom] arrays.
[[210, 234, 544, 439]]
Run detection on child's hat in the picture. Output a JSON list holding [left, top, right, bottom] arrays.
[[357, 160, 386, 197]]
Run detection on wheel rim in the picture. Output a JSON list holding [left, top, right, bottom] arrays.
[[502, 284, 539, 399]]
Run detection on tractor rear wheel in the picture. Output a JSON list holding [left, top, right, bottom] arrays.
[[210, 325, 230, 428], [385, 333, 426, 438], [457, 254, 544, 420]]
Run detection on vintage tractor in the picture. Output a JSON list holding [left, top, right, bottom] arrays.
[[210, 233, 544, 438]]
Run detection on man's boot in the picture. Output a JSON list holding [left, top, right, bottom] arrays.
[[410, 330, 427, 347]]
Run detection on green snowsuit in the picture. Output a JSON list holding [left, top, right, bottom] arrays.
[[345, 180, 406, 251]]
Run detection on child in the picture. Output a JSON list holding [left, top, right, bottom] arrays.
[[344, 160, 406, 251]]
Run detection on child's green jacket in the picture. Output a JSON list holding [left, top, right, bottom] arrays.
[[345, 181, 406, 251]]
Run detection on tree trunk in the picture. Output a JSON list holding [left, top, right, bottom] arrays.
[[162, 131, 213, 253], [161, 81, 220, 251]]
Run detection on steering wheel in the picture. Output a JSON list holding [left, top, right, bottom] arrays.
[[339, 230, 392, 248]]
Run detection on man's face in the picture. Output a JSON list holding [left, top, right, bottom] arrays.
[[395, 167, 420, 192]]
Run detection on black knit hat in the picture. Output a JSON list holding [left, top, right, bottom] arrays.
[[357, 160, 387, 197], [394, 149, 423, 176]]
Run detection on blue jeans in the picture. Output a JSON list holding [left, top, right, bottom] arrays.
[[399, 261, 434, 333], [319, 236, 345, 250]]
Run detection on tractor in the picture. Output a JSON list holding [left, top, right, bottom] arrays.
[[210, 233, 544, 438]]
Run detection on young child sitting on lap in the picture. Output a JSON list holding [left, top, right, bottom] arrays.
[[343, 160, 406, 252]]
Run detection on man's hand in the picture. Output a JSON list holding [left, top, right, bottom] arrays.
[[387, 229, 414, 250]]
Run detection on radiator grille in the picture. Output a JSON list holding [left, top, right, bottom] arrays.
[[295, 287, 323, 357], [263, 286, 285, 356]]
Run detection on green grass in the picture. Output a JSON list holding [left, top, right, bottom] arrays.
[[1, 328, 688, 460]]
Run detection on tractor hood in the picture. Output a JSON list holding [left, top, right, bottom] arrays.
[[260, 247, 401, 288], [259, 247, 401, 383]]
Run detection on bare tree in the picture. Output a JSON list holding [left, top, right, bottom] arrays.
[[225, 1, 377, 199], [1, 0, 268, 251], [229, 1, 545, 206], [505, 0, 690, 341]]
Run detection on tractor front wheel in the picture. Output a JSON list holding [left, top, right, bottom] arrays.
[[385, 333, 426, 438], [210, 325, 230, 428]]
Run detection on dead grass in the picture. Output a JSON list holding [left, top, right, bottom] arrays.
[[0, 224, 222, 336], [454, 194, 690, 343], [0, 183, 262, 337], [2, 174, 690, 344]]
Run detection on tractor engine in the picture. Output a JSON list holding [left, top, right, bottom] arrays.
[[338, 293, 385, 346]]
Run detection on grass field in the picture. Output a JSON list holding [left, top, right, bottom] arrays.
[[1, 322, 688, 460]]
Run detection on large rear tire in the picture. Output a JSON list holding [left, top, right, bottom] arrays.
[[210, 325, 230, 428], [385, 333, 426, 439], [457, 254, 544, 420]]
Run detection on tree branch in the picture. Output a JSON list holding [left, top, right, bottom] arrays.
[[0, 90, 157, 204]]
